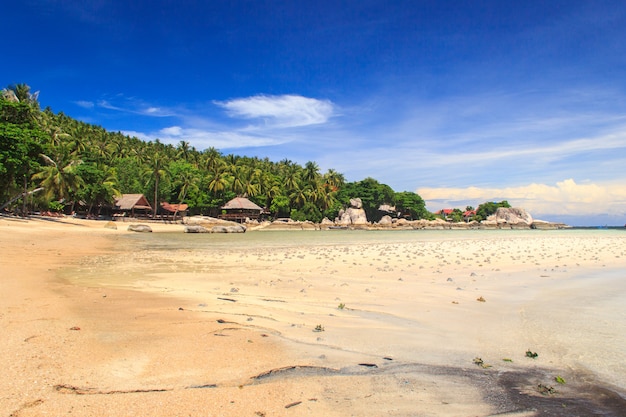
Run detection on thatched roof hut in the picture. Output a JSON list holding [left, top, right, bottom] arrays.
[[114, 194, 152, 217], [219, 197, 263, 222]]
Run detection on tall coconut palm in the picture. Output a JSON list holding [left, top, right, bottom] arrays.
[[142, 151, 170, 218], [32, 154, 84, 206]]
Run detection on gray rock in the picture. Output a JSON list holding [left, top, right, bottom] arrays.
[[378, 215, 393, 225], [127, 224, 152, 233], [349, 198, 363, 209], [184, 225, 209, 233]]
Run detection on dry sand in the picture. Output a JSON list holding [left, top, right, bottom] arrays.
[[1, 217, 625, 416]]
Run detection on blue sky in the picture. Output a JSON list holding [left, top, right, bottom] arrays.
[[3, 1, 626, 225]]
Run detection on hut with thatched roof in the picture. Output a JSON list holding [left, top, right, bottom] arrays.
[[114, 194, 152, 218], [219, 197, 263, 223]]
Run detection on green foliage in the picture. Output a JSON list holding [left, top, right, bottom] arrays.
[[291, 202, 323, 223], [48, 200, 64, 212], [475, 200, 511, 221], [337, 177, 395, 222], [0, 99, 46, 204], [394, 191, 430, 220], [1, 83, 431, 222]]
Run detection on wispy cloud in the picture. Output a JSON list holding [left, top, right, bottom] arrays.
[[75, 100, 95, 109], [215, 94, 334, 128], [82, 95, 176, 117]]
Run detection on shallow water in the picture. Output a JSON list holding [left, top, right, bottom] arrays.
[[64, 228, 626, 391]]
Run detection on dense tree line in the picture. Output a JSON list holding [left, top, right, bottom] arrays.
[[1, 84, 430, 221]]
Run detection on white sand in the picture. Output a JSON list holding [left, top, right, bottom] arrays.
[[2, 218, 625, 416]]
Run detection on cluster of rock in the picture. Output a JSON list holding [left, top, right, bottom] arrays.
[[247, 206, 567, 231], [336, 198, 368, 225], [182, 216, 246, 233], [125, 205, 568, 233], [372, 207, 568, 230]]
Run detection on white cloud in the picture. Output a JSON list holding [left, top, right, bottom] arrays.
[[75, 100, 94, 109], [216, 94, 334, 127], [159, 126, 183, 136], [418, 179, 626, 217]]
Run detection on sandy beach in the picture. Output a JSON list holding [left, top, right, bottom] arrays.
[[1, 217, 625, 416]]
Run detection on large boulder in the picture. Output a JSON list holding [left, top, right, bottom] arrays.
[[337, 207, 368, 225], [210, 224, 246, 233], [184, 225, 209, 233], [349, 198, 363, 209], [378, 215, 393, 226], [487, 207, 533, 227], [127, 224, 152, 233], [336, 198, 368, 225]]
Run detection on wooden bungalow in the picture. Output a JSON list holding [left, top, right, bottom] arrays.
[[219, 197, 263, 223], [114, 194, 152, 218]]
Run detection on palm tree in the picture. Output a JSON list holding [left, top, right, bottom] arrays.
[[323, 169, 345, 192], [207, 166, 228, 196], [32, 154, 84, 207], [173, 168, 198, 221], [303, 161, 321, 187], [142, 151, 170, 218], [2, 83, 39, 107]]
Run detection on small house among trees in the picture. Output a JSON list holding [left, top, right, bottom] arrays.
[[219, 197, 263, 223], [114, 194, 152, 218]]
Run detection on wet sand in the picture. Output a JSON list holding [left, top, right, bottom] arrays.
[[1, 217, 625, 416]]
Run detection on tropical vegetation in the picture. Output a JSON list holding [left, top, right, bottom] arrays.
[[1, 83, 431, 222]]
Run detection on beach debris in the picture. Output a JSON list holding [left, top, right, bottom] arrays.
[[178, 307, 184, 311], [476, 296, 486, 302], [555, 376, 566, 384], [284, 401, 302, 409], [525, 350, 538, 359], [502, 358, 513, 362], [473, 357, 492, 368], [217, 297, 237, 302], [358, 363, 378, 368], [383, 357, 393, 361], [255, 412, 266, 417], [537, 383, 557, 395], [313, 324, 324, 332], [451, 301, 459, 304], [69, 326, 81, 331], [230, 287, 239, 293]]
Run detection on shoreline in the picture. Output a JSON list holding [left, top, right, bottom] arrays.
[[2, 217, 625, 416]]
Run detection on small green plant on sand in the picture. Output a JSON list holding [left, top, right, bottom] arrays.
[[313, 324, 324, 332], [473, 357, 492, 368], [526, 350, 538, 359], [555, 376, 566, 384], [502, 358, 513, 362], [337, 303, 345, 310]]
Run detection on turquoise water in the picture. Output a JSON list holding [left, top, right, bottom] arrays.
[[117, 228, 625, 251]]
